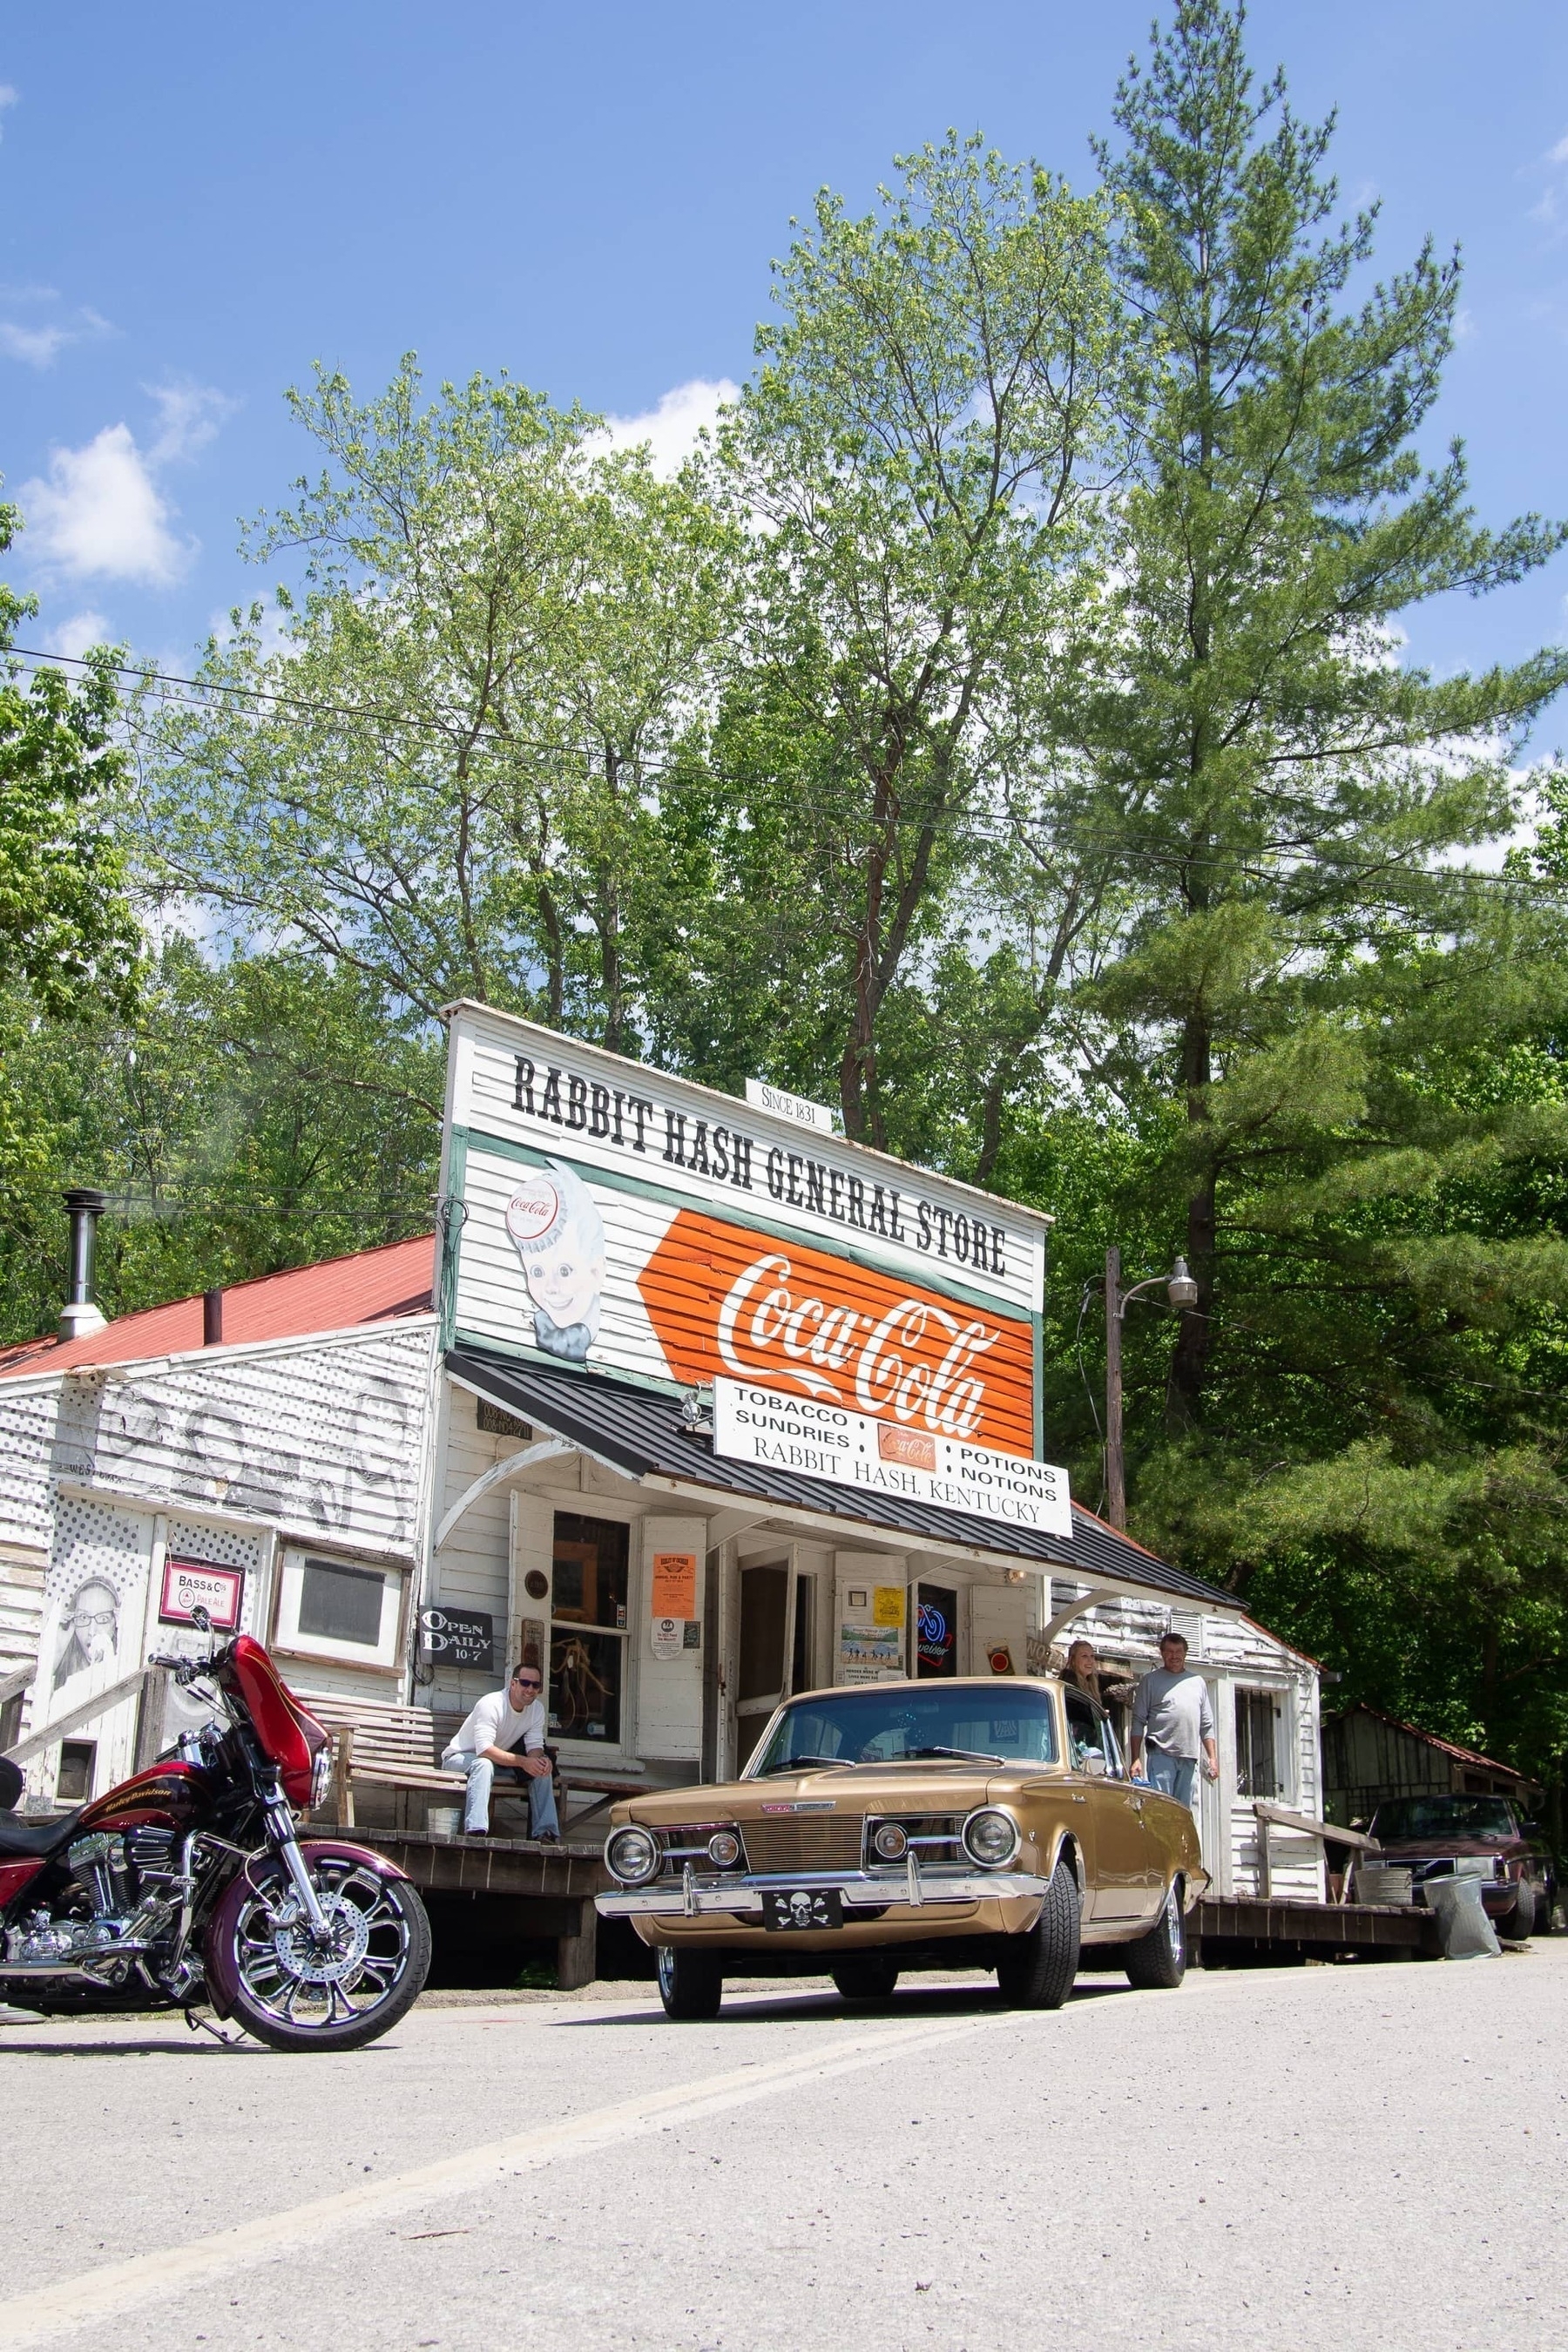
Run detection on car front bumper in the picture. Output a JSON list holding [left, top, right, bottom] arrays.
[[597, 1861, 1050, 1922]]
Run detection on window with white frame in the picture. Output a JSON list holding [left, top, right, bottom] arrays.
[[273, 1549, 406, 1671], [1234, 1686, 1284, 1800]]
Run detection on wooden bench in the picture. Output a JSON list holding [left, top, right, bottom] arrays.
[[300, 1698, 464, 1830], [304, 1697, 595, 1835]]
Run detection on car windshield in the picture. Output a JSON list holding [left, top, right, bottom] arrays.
[[747, 1686, 1058, 1774], [1369, 1795, 1517, 1842]]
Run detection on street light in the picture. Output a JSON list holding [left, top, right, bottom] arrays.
[[1102, 1247, 1198, 1532]]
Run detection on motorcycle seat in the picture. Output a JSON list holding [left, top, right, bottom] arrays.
[[0, 1808, 82, 1858]]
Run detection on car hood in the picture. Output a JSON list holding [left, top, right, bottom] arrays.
[[618, 1762, 1067, 1826]]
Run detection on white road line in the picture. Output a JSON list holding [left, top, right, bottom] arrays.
[[0, 2011, 1006, 2349]]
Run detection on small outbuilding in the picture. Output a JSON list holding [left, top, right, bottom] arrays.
[[1322, 1702, 1542, 1827]]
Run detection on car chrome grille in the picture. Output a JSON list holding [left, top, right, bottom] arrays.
[[742, 1817, 864, 1874]]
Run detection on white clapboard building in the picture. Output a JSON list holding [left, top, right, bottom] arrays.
[[0, 1006, 1323, 1902]]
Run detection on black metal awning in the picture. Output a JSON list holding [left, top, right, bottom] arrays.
[[446, 1347, 1233, 1612]]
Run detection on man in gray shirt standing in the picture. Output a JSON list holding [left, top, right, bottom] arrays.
[[1130, 1632, 1218, 1808]]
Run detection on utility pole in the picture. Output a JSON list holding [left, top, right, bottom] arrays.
[[1105, 1246, 1125, 1531], [1101, 1250, 1198, 1535]]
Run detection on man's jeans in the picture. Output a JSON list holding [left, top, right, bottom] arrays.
[[449, 1750, 560, 1838], [1144, 1745, 1198, 1808]]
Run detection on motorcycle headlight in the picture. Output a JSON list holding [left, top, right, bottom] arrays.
[[309, 1742, 331, 1809], [963, 1808, 1021, 1869], [605, 1826, 660, 1885], [873, 1821, 908, 1861]]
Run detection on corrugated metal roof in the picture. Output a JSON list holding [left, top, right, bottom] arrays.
[[0, 1234, 436, 1382], [447, 1346, 1236, 1612]]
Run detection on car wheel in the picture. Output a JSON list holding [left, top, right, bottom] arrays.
[[655, 1943, 723, 2020], [995, 1853, 1080, 2011], [830, 1955, 900, 2003], [1497, 1883, 1535, 1943], [1123, 1876, 1187, 1990]]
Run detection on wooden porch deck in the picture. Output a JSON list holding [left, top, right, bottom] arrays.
[[353, 1829, 611, 1988], [1193, 1893, 1441, 1962]]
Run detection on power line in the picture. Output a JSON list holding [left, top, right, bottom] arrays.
[[12, 641, 1567, 898]]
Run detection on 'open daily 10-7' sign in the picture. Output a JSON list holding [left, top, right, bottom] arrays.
[[441, 1004, 1052, 1467]]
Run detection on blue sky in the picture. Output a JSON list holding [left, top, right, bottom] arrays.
[[3, 0, 1568, 749]]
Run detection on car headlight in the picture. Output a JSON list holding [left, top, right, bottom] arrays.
[[707, 1830, 742, 1869], [873, 1821, 908, 1861], [309, 1742, 331, 1809], [963, 1808, 1021, 1869], [605, 1826, 660, 1884]]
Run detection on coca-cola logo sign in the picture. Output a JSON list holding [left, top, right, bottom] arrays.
[[639, 1210, 1034, 1458]]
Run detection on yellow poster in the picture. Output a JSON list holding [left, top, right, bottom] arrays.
[[872, 1585, 905, 1629]]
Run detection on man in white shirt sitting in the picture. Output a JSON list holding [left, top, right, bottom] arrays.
[[442, 1660, 561, 1842]]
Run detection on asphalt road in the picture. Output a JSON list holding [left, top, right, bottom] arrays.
[[1, 1940, 1563, 2352]]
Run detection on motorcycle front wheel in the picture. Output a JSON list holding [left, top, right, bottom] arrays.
[[223, 1857, 431, 2051]]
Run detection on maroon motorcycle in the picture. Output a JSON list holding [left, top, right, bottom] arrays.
[[0, 1617, 430, 2051]]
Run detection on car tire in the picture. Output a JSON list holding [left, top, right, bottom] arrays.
[[1497, 1883, 1535, 1943], [995, 1854, 1080, 2010], [1123, 1877, 1187, 1990], [830, 1956, 900, 2003], [655, 1943, 723, 2020]]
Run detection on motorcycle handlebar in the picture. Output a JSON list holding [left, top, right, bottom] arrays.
[[147, 1652, 210, 1685]]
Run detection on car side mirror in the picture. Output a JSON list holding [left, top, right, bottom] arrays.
[[1080, 1752, 1108, 1779], [1522, 1820, 1541, 1835]]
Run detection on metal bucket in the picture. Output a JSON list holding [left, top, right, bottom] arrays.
[[1355, 1862, 1414, 1906]]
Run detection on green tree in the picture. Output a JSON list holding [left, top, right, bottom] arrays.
[[0, 497, 138, 1021], [707, 135, 1125, 1146], [1078, 0, 1568, 1425], [139, 363, 734, 1044], [995, 0, 1568, 1789], [0, 940, 440, 1347]]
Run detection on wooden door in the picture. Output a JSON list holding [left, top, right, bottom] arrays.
[[735, 1561, 793, 1772]]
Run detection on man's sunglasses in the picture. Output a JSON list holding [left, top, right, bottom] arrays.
[[511, 1674, 542, 1690]]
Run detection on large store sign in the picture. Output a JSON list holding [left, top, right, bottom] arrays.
[[442, 1004, 1051, 1465]]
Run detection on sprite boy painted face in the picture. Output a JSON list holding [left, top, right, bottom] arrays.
[[524, 1233, 599, 1331]]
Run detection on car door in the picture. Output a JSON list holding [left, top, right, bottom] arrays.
[[1065, 1691, 1160, 1926]]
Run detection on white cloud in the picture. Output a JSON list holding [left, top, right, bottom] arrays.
[[0, 86, 16, 137], [148, 378, 237, 464], [0, 321, 70, 366], [19, 423, 189, 586], [43, 610, 112, 659], [17, 380, 233, 587], [598, 377, 739, 477], [0, 294, 112, 369], [1551, 132, 1568, 166]]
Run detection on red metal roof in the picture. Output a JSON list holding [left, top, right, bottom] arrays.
[[0, 1233, 436, 1382]]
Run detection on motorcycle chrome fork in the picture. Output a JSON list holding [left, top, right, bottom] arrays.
[[264, 1792, 332, 1940]]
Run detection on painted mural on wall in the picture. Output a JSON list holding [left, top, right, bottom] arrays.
[[45, 1327, 432, 1556], [34, 1497, 152, 1727], [444, 1008, 1051, 1462]]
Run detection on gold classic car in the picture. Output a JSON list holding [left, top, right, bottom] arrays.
[[597, 1674, 1207, 2019]]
